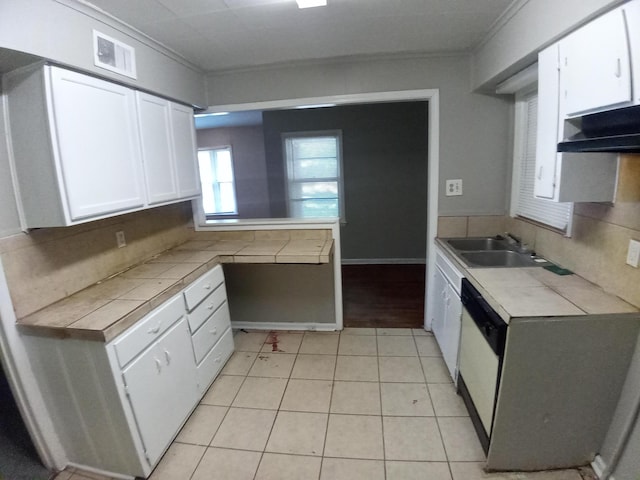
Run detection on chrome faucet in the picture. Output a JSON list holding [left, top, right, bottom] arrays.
[[505, 233, 521, 245], [505, 233, 532, 254]]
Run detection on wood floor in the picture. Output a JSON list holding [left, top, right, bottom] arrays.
[[342, 264, 426, 328]]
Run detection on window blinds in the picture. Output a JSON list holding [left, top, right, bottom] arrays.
[[515, 93, 573, 232]]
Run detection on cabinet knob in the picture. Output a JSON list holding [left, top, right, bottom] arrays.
[[207, 303, 215, 310], [537, 166, 543, 180], [615, 58, 622, 78], [215, 355, 222, 363], [164, 350, 171, 365], [154, 358, 162, 373], [148, 324, 161, 334], [204, 283, 212, 290], [210, 327, 218, 335]]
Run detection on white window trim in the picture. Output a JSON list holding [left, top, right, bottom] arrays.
[[197, 145, 239, 217], [282, 130, 346, 222]]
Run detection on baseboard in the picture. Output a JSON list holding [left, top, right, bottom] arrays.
[[231, 322, 339, 332], [66, 463, 134, 480], [591, 455, 607, 479], [341, 258, 426, 265]]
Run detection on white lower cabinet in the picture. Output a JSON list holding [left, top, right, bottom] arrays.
[[431, 245, 464, 382], [120, 319, 199, 466], [22, 267, 233, 478]]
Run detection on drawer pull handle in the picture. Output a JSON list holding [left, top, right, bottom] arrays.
[[207, 304, 215, 311], [164, 350, 171, 365], [204, 283, 212, 290], [148, 324, 161, 334], [155, 358, 162, 373], [615, 57, 622, 78], [210, 327, 218, 335], [215, 355, 222, 364]]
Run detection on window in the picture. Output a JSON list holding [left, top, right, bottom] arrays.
[[283, 131, 344, 220], [197, 147, 238, 216], [511, 90, 573, 233]]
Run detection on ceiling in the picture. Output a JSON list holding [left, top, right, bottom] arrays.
[[87, 0, 516, 72]]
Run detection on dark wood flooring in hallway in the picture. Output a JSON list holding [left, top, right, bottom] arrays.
[[342, 264, 426, 329]]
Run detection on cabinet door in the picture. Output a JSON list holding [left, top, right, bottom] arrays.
[[122, 319, 198, 466], [441, 283, 462, 381], [431, 267, 447, 345], [534, 45, 561, 200], [560, 7, 631, 116], [136, 93, 179, 205], [170, 103, 201, 199], [47, 67, 145, 221]]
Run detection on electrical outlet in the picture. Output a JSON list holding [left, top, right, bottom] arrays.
[[627, 239, 640, 268], [445, 179, 463, 196], [116, 231, 126, 248]]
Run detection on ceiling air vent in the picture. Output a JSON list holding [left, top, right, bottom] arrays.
[[93, 30, 137, 79]]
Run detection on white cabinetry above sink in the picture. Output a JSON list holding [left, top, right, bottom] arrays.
[[533, 0, 640, 203], [560, 6, 632, 117]]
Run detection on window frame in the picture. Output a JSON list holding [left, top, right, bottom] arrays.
[[197, 145, 239, 218], [510, 87, 574, 235], [281, 130, 346, 222]]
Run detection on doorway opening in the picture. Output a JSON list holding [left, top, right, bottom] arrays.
[[194, 88, 440, 332], [342, 264, 425, 328], [0, 365, 50, 480]]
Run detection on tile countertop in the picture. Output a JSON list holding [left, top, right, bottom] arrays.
[[435, 239, 639, 324], [16, 237, 334, 342]]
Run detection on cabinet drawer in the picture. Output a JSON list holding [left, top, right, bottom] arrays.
[[192, 302, 231, 364], [183, 266, 224, 311], [435, 247, 464, 295], [187, 284, 227, 333], [113, 295, 184, 368], [196, 327, 234, 395]]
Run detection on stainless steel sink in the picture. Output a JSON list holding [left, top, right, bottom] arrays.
[[441, 236, 550, 268], [445, 238, 511, 251], [460, 250, 543, 268]]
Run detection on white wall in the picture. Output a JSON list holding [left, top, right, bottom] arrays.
[[206, 55, 512, 217], [471, 0, 623, 90], [0, 93, 21, 237], [0, 0, 206, 106]]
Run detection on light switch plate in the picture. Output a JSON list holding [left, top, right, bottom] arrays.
[[445, 179, 463, 196], [627, 239, 640, 268]]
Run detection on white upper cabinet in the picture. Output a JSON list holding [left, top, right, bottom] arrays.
[[5, 64, 201, 228], [137, 93, 200, 205], [535, 45, 619, 203], [49, 68, 146, 220], [534, 45, 562, 200], [560, 6, 632, 117], [532, 3, 640, 203], [170, 102, 201, 199], [137, 93, 178, 205], [5, 65, 146, 227]]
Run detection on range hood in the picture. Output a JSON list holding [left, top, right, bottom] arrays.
[[557, 104, 640, 153]]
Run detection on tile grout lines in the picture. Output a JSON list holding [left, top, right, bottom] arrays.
[[151, 329, 479, 480]]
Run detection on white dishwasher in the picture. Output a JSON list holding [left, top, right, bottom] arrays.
[[431, 245, 464, 382]]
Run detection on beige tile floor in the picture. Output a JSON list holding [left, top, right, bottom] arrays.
[[55, 328, 593, 480]]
